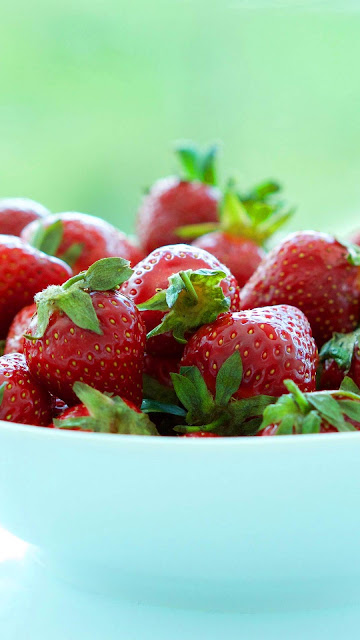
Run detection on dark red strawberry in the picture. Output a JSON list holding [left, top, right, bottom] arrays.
[[180, 305, 318, 400], [51, 382, 158, 435], [121, 243, 240, 356], [0, 198, 50, 236], [317, 359, 345, 391], [0, 235, 72, 338], [257, 377, 360, 435], [319, 327, 360, 390], [5, 303, 37, 354], [21, 212, 144, 275], [240, 231, 360, 347], [136, 144, 220, 254], [0, 352, 52, 426], [186, 183, 292, 287], [24, 258, 146, 407], [144, 352, 180, 388]]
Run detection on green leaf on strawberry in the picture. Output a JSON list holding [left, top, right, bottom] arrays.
[[175, 142, 218, 186], [320, 328, 360, 372]]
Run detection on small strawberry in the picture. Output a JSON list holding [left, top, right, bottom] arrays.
[[180, 305, 318, 399], [0, 235, 72, 338], [136, 143, 220, 254], [240, 231, 360, 347], [0, 197, 50, 236], [0, 353, 52, 426], [257, 377, 360, 435], [121, 243, 240, 356], [51, 382, 158, 435], [5, 303, 37, 354], [182, 182, 293, 287], [24, 257, 146, 407], [21, 212, 144, 275], [319, 326, 360, 389]]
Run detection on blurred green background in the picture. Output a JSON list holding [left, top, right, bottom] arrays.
[[0, 0, 359, 235]]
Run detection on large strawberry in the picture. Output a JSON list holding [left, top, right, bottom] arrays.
[[24, 257, 145, 407], [51, 382, 158, 435], [180, 305, 318, 399], [257, 377, 360, 435], [0, 352, 52, 426], [136, 143, 220, 254], [22, 212, 144, 275], [240, 231, 360, 347], [0, 197, 50, 236], [121, 243, 240, 356], [0, 235, 72, 338], [184, 183, 293, 287], [5, 303, 37, 354]]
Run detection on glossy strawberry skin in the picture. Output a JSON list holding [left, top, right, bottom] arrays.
[[22, 212, 144, 275], [319, 341, 360, 390], [5, 303, 37, 354], [240, 231, 360, 347], [24, 290, 146, 407], [136, 177, 220, 254], [0, 236, 72, 338], [192, 232, 265, 288], [121, 244, 240, 356], [181, 305, 318, 399], [144, 353, 180, 388], [0, 353, 52, 426], [0, 198, 50, 236]]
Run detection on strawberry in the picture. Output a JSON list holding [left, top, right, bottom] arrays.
[[0, 235, 72, 338], [0, 353, 52, 426], [5, 303, 37, 354], [240, 231, 360, 347], [51, 382, 158, 435], [180, 305, 318, 400], [21, 212, 144, 275], [136, 143, 220, 254], [121, 243, 240, 356], [185, 183, 293, 287], [0, 197, 50, 236], [317, 359, 345, 391], [144, 352, 179, 388], [257, 377, 360, 435], [23, 257, 146, 407], [182, 432, 220, 438], [319, 326, 360, 389]]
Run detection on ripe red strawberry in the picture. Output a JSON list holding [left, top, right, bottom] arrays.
[[24, 258, 146, 407], [257, 378, 360, 435], [5, 303, 37, 354], [144, 352, 180, 388], [0, 235, 72, 338], [318, 327, 360, 390], [180, 305, 318, 399], [317, 359, 345, 391], [136, 144, 220, 254], [51, 382, 158, 435], [0, 352, 52, 426], [182, 432, 220, 438], [21, 212, 144, 275], [0, 197, 50, 236], [121, 244, 240, 356], [240, 231, 360, 347]]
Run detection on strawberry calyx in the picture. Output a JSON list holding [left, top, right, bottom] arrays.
[[319, 327, 360, 373], [137, 268, 230, 344], [175, 141, 218, 186], [55, 382, 159, 435], [28, 218, 84, 268], [259, 377, 360, 435], [165, 352, 276, 435], [25, 257, 134, 340], [340, 239, 360, 266], [176, 181, 293, 245]]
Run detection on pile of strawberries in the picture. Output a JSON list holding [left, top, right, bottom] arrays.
[[1, 143, 360, 438]]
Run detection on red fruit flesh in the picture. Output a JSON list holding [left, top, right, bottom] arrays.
[[0, 236, 72, 338], [22, 212, 144, 275], [0, 198, 50, 236], [181, 305, 318, 399], [240, 231, 360, 347], [5, 303, 37, 354], [24, 290, 146, 407], [121, 244, 240, 356], [192, 232, 265, 288], [136, 177, 220, 254], [0, 353, 52, 426]]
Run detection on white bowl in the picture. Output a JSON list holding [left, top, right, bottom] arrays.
[[1, 422, 360, 612]]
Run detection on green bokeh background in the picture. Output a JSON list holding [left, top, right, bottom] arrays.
[[0, 1, 359, 236]]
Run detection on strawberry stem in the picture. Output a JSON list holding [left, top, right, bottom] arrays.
[[179, 271, 198, 305]]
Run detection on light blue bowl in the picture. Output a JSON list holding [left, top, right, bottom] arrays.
[[1, 422, 360, 613]]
